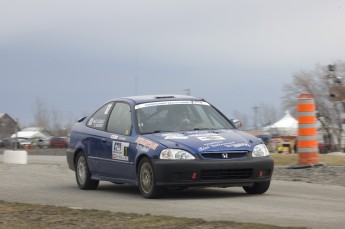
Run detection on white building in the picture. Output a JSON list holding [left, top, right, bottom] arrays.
[[11, 127, 52, 139], [263, 111, 298, 136]]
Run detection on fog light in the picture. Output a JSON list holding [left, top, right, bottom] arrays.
[[192, 172, 197, 180]]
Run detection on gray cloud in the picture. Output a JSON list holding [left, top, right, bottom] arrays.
[[1, 0, 345, 125]]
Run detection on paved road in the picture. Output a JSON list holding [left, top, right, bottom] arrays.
[[1, 155, 345, 229]]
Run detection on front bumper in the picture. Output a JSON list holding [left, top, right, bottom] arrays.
[[66, 147, 76, 171], [152, 156, 274, 187]]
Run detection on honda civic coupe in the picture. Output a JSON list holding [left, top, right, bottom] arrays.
[[67, 95, 274, 198]]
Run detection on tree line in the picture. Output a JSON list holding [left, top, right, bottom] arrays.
[[282, 61, 345, 151], [30, 62, 345, 149], [30, 98, 78, 136], [230, 62, 344, 151]]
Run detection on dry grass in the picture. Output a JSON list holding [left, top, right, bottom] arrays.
[[271, 153, 345, 166], [0, 201, 306, 229]]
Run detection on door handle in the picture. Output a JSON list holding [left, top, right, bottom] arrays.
[[101, 138, 107, 143]]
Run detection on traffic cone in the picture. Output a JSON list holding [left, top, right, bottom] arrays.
[[290, 93, 323, 168]]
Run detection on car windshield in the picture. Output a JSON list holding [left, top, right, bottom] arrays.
[[135, 101, 235, 134]]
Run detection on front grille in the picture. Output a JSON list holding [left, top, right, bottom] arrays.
[[201, 151, 248, 160], [200, 169, 252, 180]]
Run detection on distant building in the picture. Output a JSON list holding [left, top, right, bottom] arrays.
[[12, 127, 52, 139], [0, 113, 19, 139], [263, 111, 298, 136]]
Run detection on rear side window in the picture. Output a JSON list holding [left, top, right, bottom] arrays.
[[87, 102, 114, 130], [106, 103, 132, 136]]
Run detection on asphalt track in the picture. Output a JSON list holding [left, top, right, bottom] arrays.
[[1, 155, 345, 229]]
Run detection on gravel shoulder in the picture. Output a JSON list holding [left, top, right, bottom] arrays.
[[273, 166, 345, 187]]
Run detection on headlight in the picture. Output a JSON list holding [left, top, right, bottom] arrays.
[[252, 144, 270, 157], [160, 149, 195, 160]]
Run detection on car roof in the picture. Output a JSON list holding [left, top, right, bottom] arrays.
[[120, 94, 201, 104]]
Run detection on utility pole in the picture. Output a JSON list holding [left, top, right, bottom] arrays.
[[325, 64, 345, 151], [134, 76, 138, 95], [14, 118, 19, 150], [253, 106, 259, 130], [326, 64, 345, 108]]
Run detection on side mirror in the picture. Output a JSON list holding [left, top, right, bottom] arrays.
[[230, 119, 242, 129]]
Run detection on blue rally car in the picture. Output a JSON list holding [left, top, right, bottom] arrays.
[[67, 95, 274, 198]]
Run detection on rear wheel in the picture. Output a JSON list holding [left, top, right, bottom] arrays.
[[75, 152, 99, 190], [243, 181, 270, 194], [138, 157, 165, 199]]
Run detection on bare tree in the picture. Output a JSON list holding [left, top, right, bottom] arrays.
[[282, 62, 345, 150], [257, 103, 280, 129], [231, 110, 249, 130], [33, 97, 50, 128], [51, 109, 63, 136], [232, 103, 279, 131], [32, 98, 76, 136], [51, 111, 77, 136]]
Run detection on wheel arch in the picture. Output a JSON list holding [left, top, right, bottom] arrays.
[[135, 153, 151, 174], [74, 148, 84, 167]]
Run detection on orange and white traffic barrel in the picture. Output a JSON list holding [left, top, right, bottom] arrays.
[[297, 93, 320, 165]]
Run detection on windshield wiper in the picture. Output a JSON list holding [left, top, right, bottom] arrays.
[[193, 127, 213, 130], [143, 130, 164, 134]]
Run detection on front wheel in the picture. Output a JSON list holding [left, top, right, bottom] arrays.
[[138, 158, 165, 199], [75, 152, 99, 190], [243, 181, 270, 194]]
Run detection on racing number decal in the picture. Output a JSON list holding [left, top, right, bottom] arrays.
[[112, 141, 129, 161]]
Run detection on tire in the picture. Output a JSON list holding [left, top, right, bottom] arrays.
[[75, 152, 99, 190], [138, 157, 165, 199], [243, 181, 270, 194]]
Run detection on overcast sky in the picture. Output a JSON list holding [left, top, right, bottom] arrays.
[[1, 0, 345, 127]]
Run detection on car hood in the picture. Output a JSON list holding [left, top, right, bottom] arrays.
[[144, 130, 262, 153]]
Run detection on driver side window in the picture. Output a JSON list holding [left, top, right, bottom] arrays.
[[106, 103, 132, 136]]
